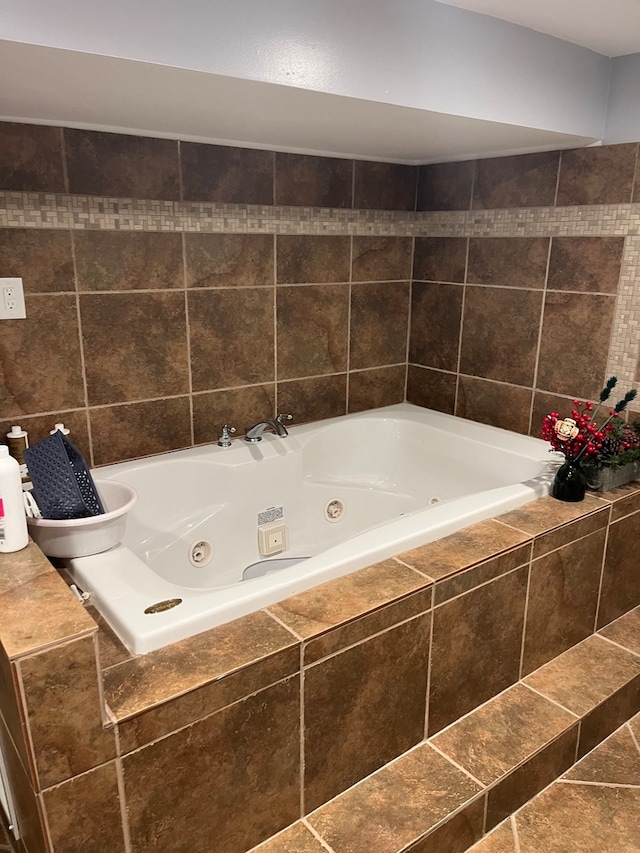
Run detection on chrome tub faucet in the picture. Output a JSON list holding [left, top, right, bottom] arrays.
[[244, 413, 293, 442]]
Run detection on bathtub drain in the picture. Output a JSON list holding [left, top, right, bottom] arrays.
[[189, 540, 213, 567]]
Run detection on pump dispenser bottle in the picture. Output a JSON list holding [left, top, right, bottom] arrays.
[[0, 446, 28, 553]]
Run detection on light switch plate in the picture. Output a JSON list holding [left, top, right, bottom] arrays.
[[0, 278, 26, 319]]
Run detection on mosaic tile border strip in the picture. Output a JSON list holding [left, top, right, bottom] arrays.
[[3, 192, 640, 238], [1, 190, 639, 391], [606, 236, 640, 391]]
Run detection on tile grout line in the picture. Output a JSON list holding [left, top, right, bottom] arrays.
[[273, 233, 279, 416], [518, 552, 533, 679], [627, 721, 640, 756], [427, 741, 487, 789], [454, 236, 470, 414], [527, 235, 553, 434], [558, 778, 640, 789], [593, 505, 613, 633], [115, 751, 133, 853], [69, 228, 95, 467], [520, 682, 580, 719], [181, 231, 195, 447], [596, 633, 640, 659], [511, 813, 522, 853], [302, 819, 336, 852], [423, 586, 436, 739], [299, 644, 305, 820]]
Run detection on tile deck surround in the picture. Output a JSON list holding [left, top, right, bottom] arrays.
[[0, 480, 639, 852]]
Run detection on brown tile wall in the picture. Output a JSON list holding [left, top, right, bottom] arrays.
[[409, 144, 638, 435], [0, 123, 415, 465], [3, 122, 640, 464]]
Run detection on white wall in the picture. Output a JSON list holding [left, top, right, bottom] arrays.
[[2, 0, 610, 139], [604, 53, 640, 143]]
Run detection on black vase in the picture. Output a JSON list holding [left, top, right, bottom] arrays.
[[552, 460, 587, 502]]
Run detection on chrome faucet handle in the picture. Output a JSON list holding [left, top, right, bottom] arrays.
[[217, 424, 236, 448], [276, 413, 293, 424]]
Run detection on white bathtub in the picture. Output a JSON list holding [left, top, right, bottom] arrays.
[[66, 404, 554, 654]]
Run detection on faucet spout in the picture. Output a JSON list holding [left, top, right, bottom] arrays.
[[244, 414, 292, 442]]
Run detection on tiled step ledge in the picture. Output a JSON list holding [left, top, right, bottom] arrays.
[[469, 708, 640, 853], [250, 606, 640, 853]]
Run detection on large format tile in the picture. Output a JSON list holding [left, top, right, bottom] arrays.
[[104, 609, 298, 722], [275, 153, 352, 208], [276, 284, 349, 379], [277, 374, 347, 424], [432, 683, 576, 786], [597, 510, 640, 628], [428, 566, 528, 734], [522, 528, 606, 674], [497, 494, 609, 558], [276, 235, 350, 284], [515, 781, 640, 852], [19, 635, 116, 788], [417, 160, 474, 211], [599, 605, 640, 655], [456, 377, 532, 434], [563, 723, 640, 785], [43, 762, 126, 853], [353, 160, 417, 211], [75, 231, 184, 291], [347, 365, 405, 412], [307, 743, 483, 853], [467, 238, 549, 288], [406, 366, 456, 414], [398, 519, 530, 583], [188, 288, 275, 390], [460, 287, 543, 386], [65, 129, 179, 199], [547, 237, 624, 294], [468, 820, 517, 853], [0, 229, 74, 294], [304, 614, 430, 810], [89, 397, 191, 464], [349, 281, 410, 369], [192, 383, 275, 444], [250, 823, 327, 853], [80, 292, 189, 405], [556, 143, 637, 206], [523, 635, 640, 718], [413, 237, 467, 283], [185, 233, 274, 288], [0, 567, 96, 659], [269, 559, 431, 663], [0, 295, 85, 419], [181, 142, 273, 204], [351, 237, 413, 281], [473, 152, 559, 209], [536, 292, 616, 399], [124, 677, 301, 853], [409, 282, 463, 371], [0, 122, 65, 193]]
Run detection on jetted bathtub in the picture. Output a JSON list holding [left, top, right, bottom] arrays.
[[66, 404, 555, 654]]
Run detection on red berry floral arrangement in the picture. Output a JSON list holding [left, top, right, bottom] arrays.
[[541, 377, 639, 497]]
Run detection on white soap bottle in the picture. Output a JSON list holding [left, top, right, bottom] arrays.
[[0, 445, 28, 553]]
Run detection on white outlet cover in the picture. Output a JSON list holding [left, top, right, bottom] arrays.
[[0, 277, 26, 319]]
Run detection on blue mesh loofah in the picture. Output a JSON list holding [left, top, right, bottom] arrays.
[[23, 432, 105, 520]]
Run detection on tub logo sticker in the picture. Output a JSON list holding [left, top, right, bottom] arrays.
[[144, 598, 183, 614]]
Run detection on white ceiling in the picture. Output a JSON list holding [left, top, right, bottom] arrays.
[[2, 1, 639, 165], [436, 0, 640, 57]]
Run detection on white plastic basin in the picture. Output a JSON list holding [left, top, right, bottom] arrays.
[[27, 479, 137, 559]]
